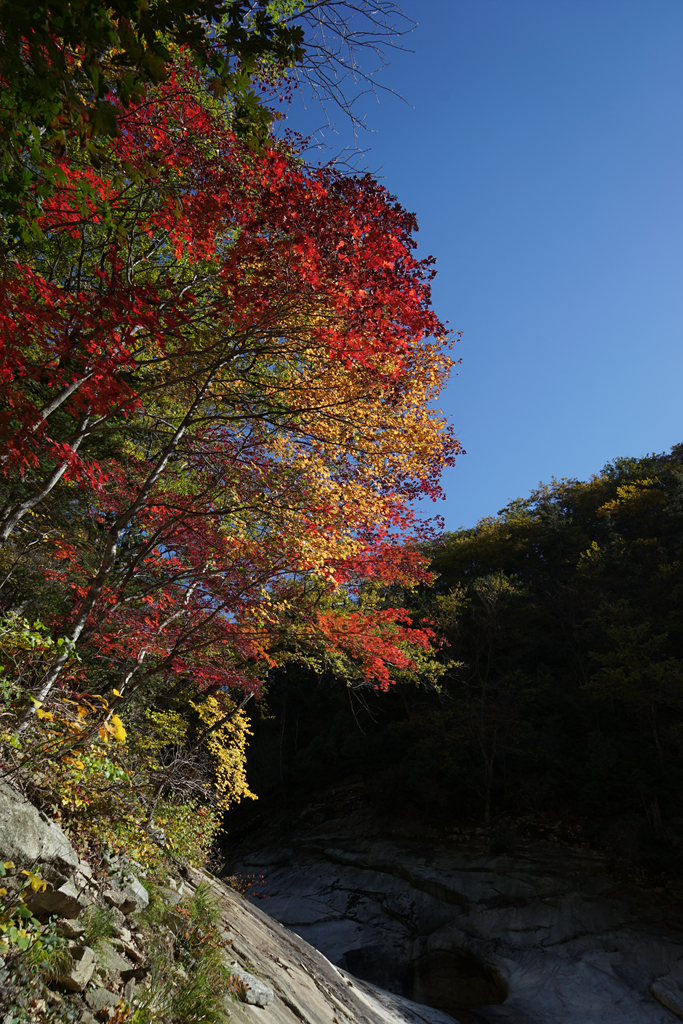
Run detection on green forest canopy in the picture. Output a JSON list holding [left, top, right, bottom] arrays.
[[241, 445, 683, 875]]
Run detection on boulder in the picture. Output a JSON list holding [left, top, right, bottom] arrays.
[[0, 780, 78, 886], [55, 917, 85, 939], [230, 962, 275, 1006], [53, 945, 97, 992], [85, 988, 122, 1013], [28, 877, 92, 918], [651, 961, 683, 1020], [96, 939, 133, 975], [103, 875, 148, 915], [103, 886, 128, 911], [120, 874, 149, 914]]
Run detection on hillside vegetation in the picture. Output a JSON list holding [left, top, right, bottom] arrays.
[[0, 0, 457, 880], [237, 446, 683, 877], [0, 4, 461, 1019]]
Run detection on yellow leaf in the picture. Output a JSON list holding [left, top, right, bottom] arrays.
[[112, 689, 121, 697], [108, 715, 126, 743], [21, 869, 46, 892]]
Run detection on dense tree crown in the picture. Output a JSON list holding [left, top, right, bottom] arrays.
[[0, 0, 410, 227], [240, 447, 683, 875], [0, 39, 458, 852]]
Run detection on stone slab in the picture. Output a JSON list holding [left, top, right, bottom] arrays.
[[651, 965, 683, 1021]]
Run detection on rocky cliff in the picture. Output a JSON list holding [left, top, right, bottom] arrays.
[[0, 779, 472, 1024], [225, 789, 683, 1024], [3, 776, 683, 1024]]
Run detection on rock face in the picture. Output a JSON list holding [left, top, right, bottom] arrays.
[[29, 876, 93, 917], [0, 780, 78, 886], [0, 776, 479, 1024], [3, 772, 681, 1024], [227, 802, 683, 1024], [230, 962, 275, 1006], [652, 962, 683, 1020], [196, 868, 472, 1024], [0, 779, 98, 919]]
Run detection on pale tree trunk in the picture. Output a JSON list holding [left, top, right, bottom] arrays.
[[22, 365, 224, 716], [0, 374, 94, 473], [0, 413, 92, 546]]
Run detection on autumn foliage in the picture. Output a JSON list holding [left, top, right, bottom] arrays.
[[0, 54, 459, 840]]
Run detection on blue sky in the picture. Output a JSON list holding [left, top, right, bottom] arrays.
[[292, 0, 683, 531]]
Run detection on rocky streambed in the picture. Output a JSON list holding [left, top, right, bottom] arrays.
[[3, 774, 683, 1024], [0, 778, 486, 1024], [225, 793, 683, 1024]]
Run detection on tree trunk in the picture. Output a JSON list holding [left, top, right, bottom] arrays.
[[0, 413, 91, 546]]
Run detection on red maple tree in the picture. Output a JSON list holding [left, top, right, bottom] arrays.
[[0, 58, 460, 708]]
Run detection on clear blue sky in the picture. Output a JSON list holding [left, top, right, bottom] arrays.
[[293, 0, 683, 532]]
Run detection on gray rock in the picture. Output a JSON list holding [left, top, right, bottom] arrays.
[[112, 936, 142, 964], [146, 826, 167, 847], [120, 962, 150, 983], [111, 931, 133, 952], [109, 907, 130, 940], [103, 886, 128, 911], [96, 939, 132, 974], [80, 1014, 98, 1024], [53, 945, 97, 992], [0, 780, 78, 886], [651, 961, 683, 1019], [85, 987, 121, 1013], [164, 907, 190, 934], [44, 987, 63, 1006], [104, 876, 148, 915], [28, 876, 92, 917], [120, 874, 149, 914], [160, 885, 183, 906], [230, 962, 275, 1006], [55, 917, 85, 939], [227, 807, 683, 1024]]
